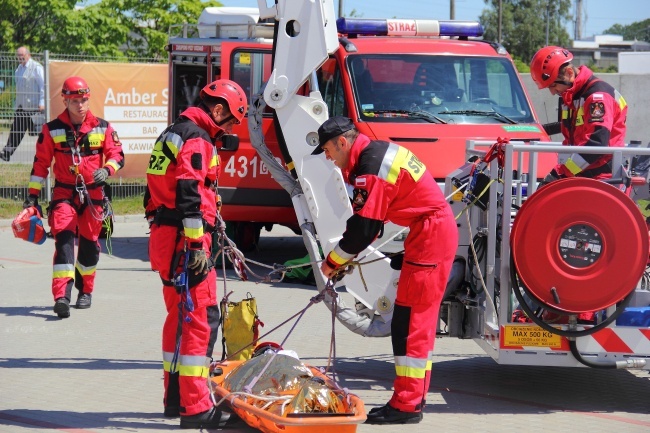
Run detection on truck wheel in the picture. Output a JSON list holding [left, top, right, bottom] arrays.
[[232, 222, 261, 252]]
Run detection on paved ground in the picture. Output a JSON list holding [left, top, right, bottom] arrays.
[[1, 216, 649, 433]]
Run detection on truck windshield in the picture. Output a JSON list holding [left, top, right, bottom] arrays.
[[348, 55, 535, 124]]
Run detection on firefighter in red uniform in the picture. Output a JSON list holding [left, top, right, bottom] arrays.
[[143, 79, 246, 430], [314, 116, 458, 424], [530, 46, 628, 184], [526, 47, 629, 324], [24, 76, 124, 319]]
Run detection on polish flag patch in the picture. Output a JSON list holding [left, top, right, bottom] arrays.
[[355, 177, 366, 187], [592, 93, 604, 100]]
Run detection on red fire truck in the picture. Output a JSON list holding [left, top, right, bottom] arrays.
[[167, 6, 553, 250]]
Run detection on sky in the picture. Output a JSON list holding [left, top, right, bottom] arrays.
[[219, 0, 649, 39]]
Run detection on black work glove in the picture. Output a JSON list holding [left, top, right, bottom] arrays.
[[187, 249, 209, 275], [93, 167, 109, 185], [539, 169, 560, 188], [23, 195, 39, 209]]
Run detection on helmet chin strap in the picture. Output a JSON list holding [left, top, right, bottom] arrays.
[[554, 80, 573, 87], [216, 114, 235, 127]]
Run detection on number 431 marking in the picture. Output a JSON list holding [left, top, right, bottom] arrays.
[[223, 155, 282, 178]]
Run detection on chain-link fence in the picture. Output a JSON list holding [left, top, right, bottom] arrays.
[[0, 51, 164, 208]]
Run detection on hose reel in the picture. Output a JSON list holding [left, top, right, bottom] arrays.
[[510, 178, 648, 336]]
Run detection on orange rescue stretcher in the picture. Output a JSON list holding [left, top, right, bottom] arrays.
[[210, 351, 367, 433]]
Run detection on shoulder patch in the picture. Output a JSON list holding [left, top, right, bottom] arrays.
[[592, 93, 604, 101], [112, 131, 121, 145], [589, 102, 605, 122]]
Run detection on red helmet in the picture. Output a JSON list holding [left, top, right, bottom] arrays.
[[12, 206, 46, 245], [530, 46, 573, 89], [61, 76, 91, 99], [200, 79, 247, 123]]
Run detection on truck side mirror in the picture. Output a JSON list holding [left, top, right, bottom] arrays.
[[219, 134, 239, 151]]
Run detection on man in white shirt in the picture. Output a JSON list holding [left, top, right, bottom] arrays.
[[1, 46, 45, 161]]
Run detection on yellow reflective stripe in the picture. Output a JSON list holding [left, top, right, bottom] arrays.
[[209, 154, 218, 169], [564, 159, 582, 175], [50, 129, 67, 143], [162, 360, 177, 373], [394, 356, 432, 379], [329, 245, 353, 266], [166, 132, 183, 157], [178, 364, 209, 378], [184, 226, 204, 240], [287, 161, 295, 171], [183, 218, 204, 240], [395, 365, 428, 379], [617, 92, 627, 110], [178, 354, 209, 377], [53, 270, 75, 279], [561, 109, 569, 120], [105, 160, 120, 172], [378, 144, 425, 184], [29, 181, 43, 191], [162, 351, 178, 373], [75, 261, 96, 276], [378, 144, 401, 184], [53, 264, 74, 279], [575, 107, 584, 126]]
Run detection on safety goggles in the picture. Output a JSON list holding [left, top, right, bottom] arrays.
[[62, 88, 90, 96]]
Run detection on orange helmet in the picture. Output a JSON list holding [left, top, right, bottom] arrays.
[[61, 76, 91, 99], [530, 46, 573, 89], [200, 79, 247, 123]]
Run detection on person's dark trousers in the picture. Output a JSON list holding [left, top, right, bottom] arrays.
[[2, 109, 34, 160]]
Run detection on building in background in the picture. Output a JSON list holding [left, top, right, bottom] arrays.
[[572, 34, 650, 70]]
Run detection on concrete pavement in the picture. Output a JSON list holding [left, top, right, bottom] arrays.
[[1, 217, 649, 433]]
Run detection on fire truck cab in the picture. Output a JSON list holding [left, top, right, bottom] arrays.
[[167, 6, 553, 251]]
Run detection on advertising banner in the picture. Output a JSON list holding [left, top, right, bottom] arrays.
[[49, 62, 167, 178]]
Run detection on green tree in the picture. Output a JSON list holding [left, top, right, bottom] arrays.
[[97, 0, 222, 59], [0, 0, 221, 58], [603, 19, 650, 42], [479, 0, 572, 65]]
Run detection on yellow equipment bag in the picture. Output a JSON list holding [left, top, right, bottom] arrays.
[[220, 294, 263, 361]]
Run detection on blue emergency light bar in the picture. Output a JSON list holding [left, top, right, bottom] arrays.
[[336, 18, 484, 38]]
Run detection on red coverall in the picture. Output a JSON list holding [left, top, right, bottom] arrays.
[[144, 107, 222, 417], [555, 65, 627, 179], [28, 109, 124, 302], [556, 66, 627, 323], [324, 134, 458, 413]]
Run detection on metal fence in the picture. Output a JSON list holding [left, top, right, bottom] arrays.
[[0, 51, 163, 205]]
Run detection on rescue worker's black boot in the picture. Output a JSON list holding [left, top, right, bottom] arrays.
[[53, 298, 70, 318], [76, 293, 92, 309], [365, 403, 423, 424], [180, 407, 235, 429]]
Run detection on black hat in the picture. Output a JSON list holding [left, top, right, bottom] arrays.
[[312, 116, 355, 155]]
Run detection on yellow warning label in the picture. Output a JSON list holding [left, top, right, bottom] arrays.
[[503, 325, 562, 348]]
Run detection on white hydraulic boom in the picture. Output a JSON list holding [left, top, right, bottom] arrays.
[[251, 0, 399, 336]]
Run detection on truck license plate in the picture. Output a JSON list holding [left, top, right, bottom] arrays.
[[503, 325, 562, 348]]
